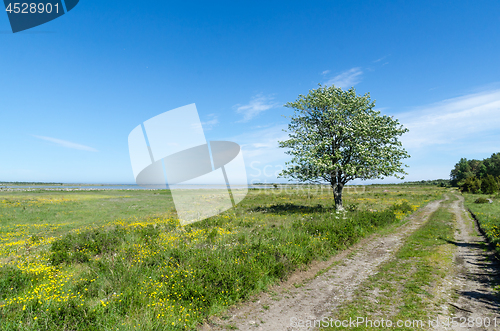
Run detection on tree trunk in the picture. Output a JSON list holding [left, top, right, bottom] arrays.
[[332, 182, 344, 210]]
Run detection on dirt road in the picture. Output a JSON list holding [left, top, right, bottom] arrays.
[[204, 193, 499, 330], [206, 198, 445, 330], [433, 195, 500, 330]]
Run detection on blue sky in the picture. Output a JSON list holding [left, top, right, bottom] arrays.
[[1, 1, 499, 184]]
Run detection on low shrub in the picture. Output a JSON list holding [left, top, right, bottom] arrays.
[[345, 203, 358, 212], [460, 176, 482, 194], [49, 228, 123, 265], [481, 174, 499, 195], [474, 197, 489, 204], [0, 267, 32, 299]]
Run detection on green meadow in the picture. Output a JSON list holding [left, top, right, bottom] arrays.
[[0, 186, 444, 330], [464, 192, 500, 256]]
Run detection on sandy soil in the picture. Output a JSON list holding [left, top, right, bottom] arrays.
[[433, 195, 500, 330]]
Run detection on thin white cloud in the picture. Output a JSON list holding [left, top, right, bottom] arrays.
[[232, 125, 288, 160], [201, 114, 219, 130], [325, 67, 363, 89], [190, 114, 219, 130], [398, 89, 500, 149], [361, 90, 500, 183], [224, 124, 290, 182], [321, 70, 330, 75], [373, 55, 388, 63], [33, 135, 98, 152], [234, 94, 279, 122], [226, 89, 500, 184]]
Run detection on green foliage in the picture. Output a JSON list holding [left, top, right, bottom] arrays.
[[398, 179, 451, 186], [0, 267, 32, 300], [345, 203, 358, 212], [465, 194, 500, 257], [450, 158, 472, 187], [481, 174, 499, 194], [50, 228, 123, 265], [252, 202, 331, 214], [459, 176, 482, 194], [451, 153, 500, 187], [36, 201, 413, 330], [458, 173, 499, 195], [389, 201, 413, 214], [278, 84, 410, 207]]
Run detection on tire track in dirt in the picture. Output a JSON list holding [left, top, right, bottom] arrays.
[[433, 195, 500, 330], [204, 198, 445, 331]]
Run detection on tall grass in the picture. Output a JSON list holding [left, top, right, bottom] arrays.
[[464, 192, 500, 256]]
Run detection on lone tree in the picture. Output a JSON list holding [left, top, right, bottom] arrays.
[[278, 85, 410, 209]]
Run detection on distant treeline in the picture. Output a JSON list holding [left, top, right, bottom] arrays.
[[255, 180, 451, 187], [0, 182, 64, 185], [400, 179, 450, 186], [367, 179, 450, 186], [450, 153, 500, 194]]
